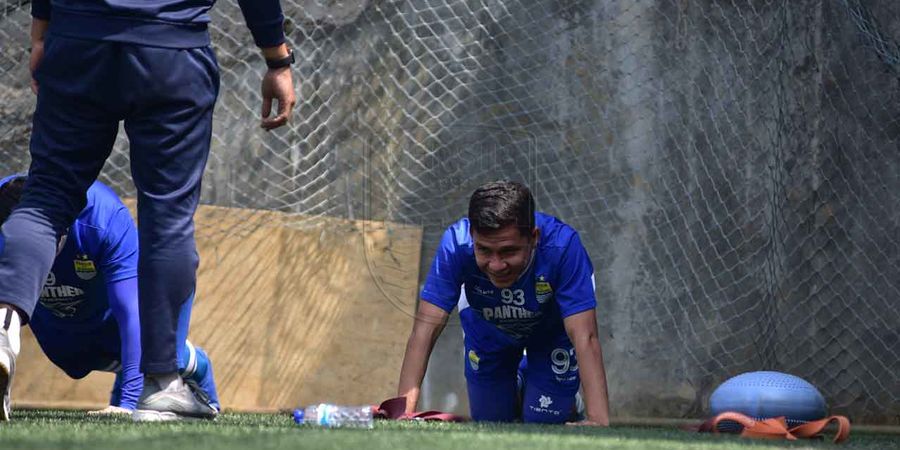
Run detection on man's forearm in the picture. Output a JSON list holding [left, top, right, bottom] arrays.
[[107, 278, 143, 409], [397, 332, 432, 413], [31, 18, 49, 44], [573, 333, 610, 425], [236, 0, 285, 48], [564, 309, 610, 425], [397, 300, 449, 413]]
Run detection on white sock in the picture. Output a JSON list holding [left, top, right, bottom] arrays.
[[0, 307, 21, 356], [181, 340, 197, 378]]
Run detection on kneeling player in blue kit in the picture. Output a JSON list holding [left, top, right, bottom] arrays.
[[0, 175, 218, 415], [397, 181, 610, 425]]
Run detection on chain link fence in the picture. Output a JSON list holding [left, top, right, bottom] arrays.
[[1, 0, 898, 423]]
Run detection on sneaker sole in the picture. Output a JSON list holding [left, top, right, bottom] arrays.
[[0, 353, 11, 422], [132, 409, 215, 422]]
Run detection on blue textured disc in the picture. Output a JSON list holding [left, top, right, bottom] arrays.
[[710, 371, 826, 431]]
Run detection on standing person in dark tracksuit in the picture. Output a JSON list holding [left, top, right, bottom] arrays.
[[0, 0, 296, 421]]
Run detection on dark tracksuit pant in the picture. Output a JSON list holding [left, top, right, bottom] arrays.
[[0, 33, 219, 374]]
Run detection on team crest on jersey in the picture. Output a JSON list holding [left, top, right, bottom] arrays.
[[535, 275, 553, 304], [73, 254, 97, 280], [468, 350, 480, 371]]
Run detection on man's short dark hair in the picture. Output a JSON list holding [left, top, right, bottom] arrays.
[[468, 180, 535, 236], [0, 176, 26, 225]]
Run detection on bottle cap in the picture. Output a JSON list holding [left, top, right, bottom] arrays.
[[292, 409, 304, 424]]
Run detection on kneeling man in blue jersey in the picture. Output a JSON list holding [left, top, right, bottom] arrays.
[[0, 175, 219, 417], [398, 181, 610, 425]]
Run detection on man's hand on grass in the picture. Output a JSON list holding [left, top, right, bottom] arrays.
[[87, 406, 132, 415], [566, 418, 609, 427]]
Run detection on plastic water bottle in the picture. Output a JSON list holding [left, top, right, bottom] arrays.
[[292, 403, 374, 429]]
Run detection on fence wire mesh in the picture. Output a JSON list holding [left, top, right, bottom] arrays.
[[1, 0, 898, 423]]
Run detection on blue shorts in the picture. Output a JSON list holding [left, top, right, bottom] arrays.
[[464, 332, 580, 423]]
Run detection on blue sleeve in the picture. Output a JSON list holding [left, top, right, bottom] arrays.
[[107, 277, 142, 409], [555, 233, 597, 318], [237, 0, 286, 48], [99, 207, 138, 283], [420, 227, 464, 313], [32, 0, 51, 20]]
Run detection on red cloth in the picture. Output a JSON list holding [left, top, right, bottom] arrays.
[[373, 396, 467, 422]]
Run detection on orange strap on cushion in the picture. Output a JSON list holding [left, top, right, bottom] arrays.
[[702, 411, 851, 443], [789, 415, 851, 443], [709, 412, 796, 441]]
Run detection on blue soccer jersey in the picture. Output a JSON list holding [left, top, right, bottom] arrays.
[[0, 175, 142, 408], [422, 212, 596, 351], [421, 212, 597, 423], [0, 176, 220, 410], [35, 183, 138, 324], [31, 182, 139, 326]]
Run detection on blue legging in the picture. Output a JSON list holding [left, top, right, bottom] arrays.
[[175, 292, 220, 409]]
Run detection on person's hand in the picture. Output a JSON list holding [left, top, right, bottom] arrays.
[[29, 42, 43, 94], [29, 18, 49, 95], [87, 405, 132, 415], [260, 67, 296, 131], [566, 418, 609, 427]]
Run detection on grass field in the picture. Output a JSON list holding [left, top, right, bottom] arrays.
[[0, 410, 896, 450]]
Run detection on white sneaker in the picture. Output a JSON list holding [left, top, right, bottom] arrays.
[[574, 391, 585, 421], [132, 376, 218, 422], [0, 327, 16, 422]]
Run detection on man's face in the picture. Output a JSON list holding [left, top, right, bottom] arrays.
[[472, 225, 538, 288]]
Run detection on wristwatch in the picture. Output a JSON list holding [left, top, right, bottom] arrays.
[[266, 49, 294, 69]]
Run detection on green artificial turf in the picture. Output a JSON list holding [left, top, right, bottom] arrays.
[[0, 410, 895, 450]]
